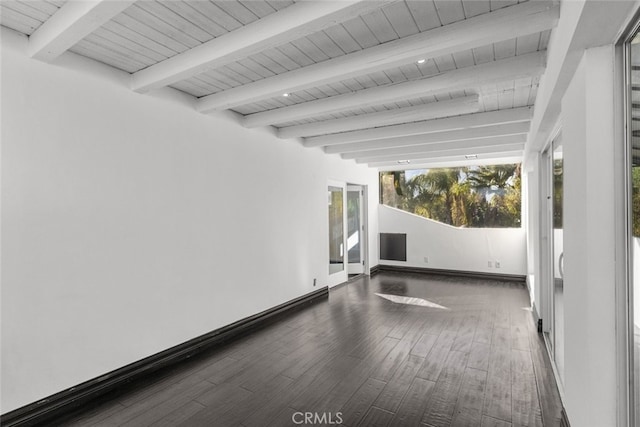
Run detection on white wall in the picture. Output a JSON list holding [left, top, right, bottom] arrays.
[[633, 238, 640, 329], [561, 46, 618, 427], [378, 206, 526, 276], [0, 29, 378, 413]]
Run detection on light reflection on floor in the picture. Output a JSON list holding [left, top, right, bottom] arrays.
[[374, 292, 449, 309]]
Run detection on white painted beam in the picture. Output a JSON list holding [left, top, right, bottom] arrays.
[[243, 52, 546, 128], [346, 136, 526, 161], [304, 107, 532, 147], [278, 95, 479, 139], [198, 1, 558, 113], [132, 1, 380, 93], [326, 122, 530, 155], [526, 0, 638, 158], [29, 0, 135, 61], [375, 154, 523, 170], [358, 144, 524, 164], [374, 151, 524, 170]]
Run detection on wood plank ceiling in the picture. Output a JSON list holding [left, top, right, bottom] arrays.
[[1, 0, 559, 170]]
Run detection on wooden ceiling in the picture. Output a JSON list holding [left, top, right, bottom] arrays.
[[0, 0, 559, 169]]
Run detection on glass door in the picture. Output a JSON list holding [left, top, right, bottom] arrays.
[[328, 185, 345, 275], [347, 185, 364, 275], [552, 137, 565, 385], [542, 134, 564, 386], [328, 182, 347, 287]]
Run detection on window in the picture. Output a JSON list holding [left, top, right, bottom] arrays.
[[380, 164, 522, 228]]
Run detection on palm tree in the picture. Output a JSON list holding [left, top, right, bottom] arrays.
[[467, 164, 518, 189], [380, 164, 522, 228], [467, 164, 521, 227], [406, 169, 464, 225]]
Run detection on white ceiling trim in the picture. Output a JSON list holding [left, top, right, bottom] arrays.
[[350, 137, 527, 162], [29, 0, 136, 62], [131, 1, 384, 93], [303, 107, 532, 147], [279, 95, 480, 139], [357, 146, 525, 165], [197, 0, 559, 113], [373, 151, 524, 170], [326, 122, 530, 155], [242, 51, 546, 128]]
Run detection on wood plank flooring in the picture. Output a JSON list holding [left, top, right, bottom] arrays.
[[58, 272, 563, 427]]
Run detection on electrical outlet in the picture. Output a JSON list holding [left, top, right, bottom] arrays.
[[488, 261, 493, 268], [423, 256, 429, 263], [313, 278, 317, 287], [495, 261, 501, 268]]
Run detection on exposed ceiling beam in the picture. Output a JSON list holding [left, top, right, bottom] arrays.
[[131, 1, 382, 93], [304, 107, 532, 147], [526, 0, 638, 157], [356, 142, 524, 164], [198, 1, 558, 113], [375, 152, 524, 170], [326, 122, 530, 155], [278, 95, 479, 140], [29, 0, 135, 61], [346, 136, 526, 162], [243, 52, 546, 128]]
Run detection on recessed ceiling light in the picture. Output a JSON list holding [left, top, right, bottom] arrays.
[[282, 93, 290, 97], [417, 59, 426, 64], [465, 154, 478, 159], [397, 160, 411, 164]]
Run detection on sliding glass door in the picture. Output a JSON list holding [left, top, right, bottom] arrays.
[[551, 137, 565, 385], [542, 134, 565, 387]]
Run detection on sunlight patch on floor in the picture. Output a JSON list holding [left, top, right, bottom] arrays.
[[375, 293, 449, 309]]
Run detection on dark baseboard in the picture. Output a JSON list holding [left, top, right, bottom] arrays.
[[369, 265, 381, 276], [0, 286, 329, 427], [377, 264, 526, 283]]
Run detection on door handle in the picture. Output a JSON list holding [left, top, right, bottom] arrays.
[[558, 252, 564, 279]]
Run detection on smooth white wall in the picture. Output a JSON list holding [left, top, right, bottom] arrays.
[[0, 29, 378, 413], [632, 238, 640, 329], [378, 206, 526, 276], [561, 46, 618, 427]]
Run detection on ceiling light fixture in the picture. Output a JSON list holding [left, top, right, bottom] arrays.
[[465, 154, 478, 159], [397, 160, 411, 164], [282, 93, 290, 97], [417, 59, 426, 64]]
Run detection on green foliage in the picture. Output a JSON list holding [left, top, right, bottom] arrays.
[[380, 164, 522, 228], [552, 159, 563, 229], [468, 164, 517, 189]]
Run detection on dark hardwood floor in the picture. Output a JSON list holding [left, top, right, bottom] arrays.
[[58, 272, 563, 427]]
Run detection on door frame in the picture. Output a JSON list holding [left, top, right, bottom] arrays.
[[327, 180, 348, 287], [540, 125, 566, 397], [327, 181, 369, 287], [540, 143, 554, 339], [346, 184, 367, 276]]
